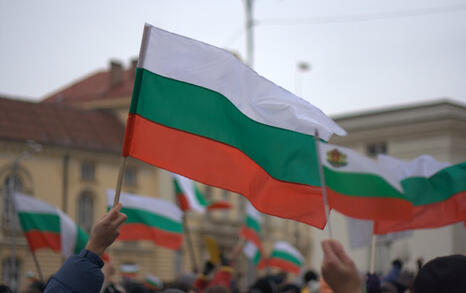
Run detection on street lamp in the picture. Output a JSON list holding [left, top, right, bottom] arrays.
[[295, 61, 311, 97]]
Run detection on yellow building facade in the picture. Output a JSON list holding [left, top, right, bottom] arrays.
[[0, 60, 315, 291]]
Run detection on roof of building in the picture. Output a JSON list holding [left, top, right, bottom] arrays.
[[42, 64, 134, 105], [332, 98, 466, 121], [0, 97, 124, 153]]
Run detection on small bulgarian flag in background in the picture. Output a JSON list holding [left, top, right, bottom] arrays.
[[268, 241, 304, 274], [120, 264, 139, 279], [106, 190, 184, 250], [14, 193, 109, 260], [172, 173, 231, 213], [144, 273, 163, 290], [374, 155, 466, 234], [243, 241, 264, 267], [240, 202, 262, 248], [240, 202, 265, 268], [121, 24, 346, 229]]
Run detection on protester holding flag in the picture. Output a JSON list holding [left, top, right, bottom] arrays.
[[44, 203, 127, 293]]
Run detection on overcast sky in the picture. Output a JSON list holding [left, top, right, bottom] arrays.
[[1, 0, 465, 115]]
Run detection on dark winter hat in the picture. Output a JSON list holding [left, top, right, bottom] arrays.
[[414, 254, 466, 293]]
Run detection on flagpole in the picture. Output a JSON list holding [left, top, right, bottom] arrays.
[[229, 237, 246, 266], [314, 130, 333, 238], [370, 234, 377, 274], [112, 157, 127, 207], [31, 251, 44, 283], [182, 214, 199, 273], [8, 159, 19, 290]]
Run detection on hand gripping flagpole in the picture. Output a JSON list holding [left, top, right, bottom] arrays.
[[112, 157, 128, 207], [314, 130, 333, 238]]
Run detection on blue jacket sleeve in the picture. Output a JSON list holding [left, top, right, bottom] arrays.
[[44, 249, 104, 293]]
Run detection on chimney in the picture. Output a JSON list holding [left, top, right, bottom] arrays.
[[109, 60, 124, 87], [130, 57, 138, 79]]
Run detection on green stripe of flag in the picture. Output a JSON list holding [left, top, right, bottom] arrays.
[[402, 162, 466, 205], [73, 226, 89, 254], [270, 250, 303, 266], [253, 250, 262, 265], [17, 213, 60, 233], [129, 68, 321, 186], [194, 186, 208, 206], [121, 207, 183, 234], [324, 167, 404, 199], [173, 179, 183, 194], [246, 216, 261, 233]]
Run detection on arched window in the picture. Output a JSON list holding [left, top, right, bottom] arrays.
[[2, 175, 23, 228], [1, 257, 21, 291], [77, 191, 94, 233]]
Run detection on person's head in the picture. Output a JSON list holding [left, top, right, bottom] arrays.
[[249, 277, 278, 293], [303, 270, 318, 283], [414, 254, 466, 293], [366, 273, 381, 293], [0, 285, 12, 293], [391, 259, 403, 270]]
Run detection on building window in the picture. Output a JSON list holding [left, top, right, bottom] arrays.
[[2, 175, 23, 228], [77, 191, 94, 233], [81, 162, 95, 181], [1, 257, 21, 291], [366, 142, 387, 157], [124, 167, 137, 186]]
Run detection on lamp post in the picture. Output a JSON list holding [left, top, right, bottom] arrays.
[[295, 61, 311, 97], [244, 0, 254, 68], [8, 140, 42, 290]]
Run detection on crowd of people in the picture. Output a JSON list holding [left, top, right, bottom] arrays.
[[1, 204, 465, 293]]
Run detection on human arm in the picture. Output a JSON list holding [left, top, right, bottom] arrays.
[[44, 203, 127, 293]]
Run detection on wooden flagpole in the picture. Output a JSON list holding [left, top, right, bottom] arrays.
[[314, 130, 333, 238], [31, 251, 44, 283], [112, 157, 127, 207], [229, 237, 246, 266], [370, 234, 377, 274], [182, 214, 199, 273]]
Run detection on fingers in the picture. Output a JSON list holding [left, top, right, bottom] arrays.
[[322, 240, 339, 266], [329, 240, 354, 265], [106, 203, 122, 219], [114, 212, 127, 227]]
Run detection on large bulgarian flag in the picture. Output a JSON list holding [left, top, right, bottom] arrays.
[[317, 142, 413, 220], [374, 155, 466, 234], [14, 192, 91, 258], [122, 24, 346, 228], [268, 241, 304, 274], [106, 190, 183, 250], [172, 173, 231, 213]]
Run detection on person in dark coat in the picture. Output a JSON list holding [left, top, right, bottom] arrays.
[[44, 203, 127, 293]]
